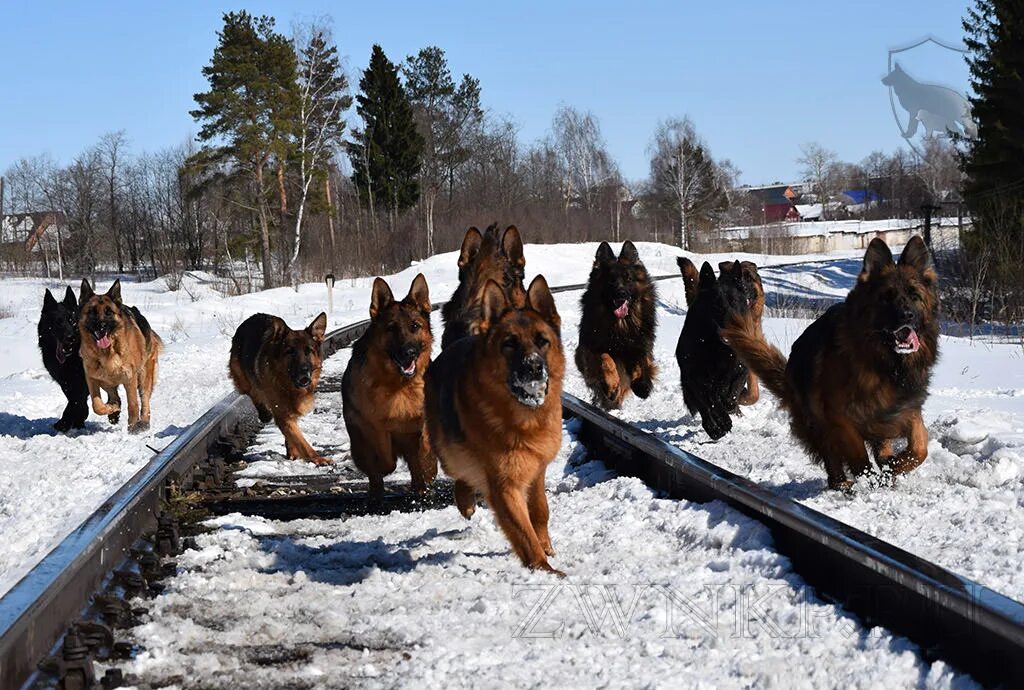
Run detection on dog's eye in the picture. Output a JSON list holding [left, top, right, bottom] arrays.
[[502, 336, 517, 351], [534, 333, 549, 349], [411, 322, 421, 332]]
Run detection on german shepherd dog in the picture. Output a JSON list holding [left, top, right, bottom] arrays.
[[440, 223, 526, 349], [678, 256, 765, 407], [342, 274, 437, 497], [79, 279, 163, 433], [721, 236, 939, 490], [575, 241, 657, 409], [38, 286, 88, 431], [425, 276, 565, 575], [230, 312, 329, 465], [676, 260, 763, 439]]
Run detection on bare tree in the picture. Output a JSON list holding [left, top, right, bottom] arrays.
[[647, 117, 726, 249], [288, 23, 351, 284], [796, 142, 838, 206], [551, 106, 619, 212]]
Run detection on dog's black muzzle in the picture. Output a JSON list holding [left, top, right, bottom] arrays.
[[508, 352, 549, 408], [390, 344, 422, 378]]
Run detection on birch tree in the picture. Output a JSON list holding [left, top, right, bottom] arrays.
[[647, 117, 726, 250], [287, 25, 351, 284]]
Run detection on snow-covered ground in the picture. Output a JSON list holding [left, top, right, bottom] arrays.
[[0, 240, 1020, 688]]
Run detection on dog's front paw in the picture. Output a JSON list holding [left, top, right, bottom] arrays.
[[129, 421, 150, 434]]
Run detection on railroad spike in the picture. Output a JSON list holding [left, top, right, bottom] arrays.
[[58, 625, 96, 690], [101, 668, 124, 689]]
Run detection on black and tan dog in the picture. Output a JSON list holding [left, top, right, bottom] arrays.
[[676, 260, 759, 439], [425, 276, 566, 575], [78, 279, 163, 433], [38, 286, 88, 431], [440, 223, 526, 349], [678, 256, 765, 408], [342, 274, 437, 497], [575, 241, 657, 409], [721, 236, 939, 489], [230, 312, 329, 465]]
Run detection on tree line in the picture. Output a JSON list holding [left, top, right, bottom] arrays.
[[0, 9, 985, 293]]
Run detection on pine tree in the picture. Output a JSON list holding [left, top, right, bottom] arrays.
[[349, 45, 424, 230], [962, 0, 1024, 254], [190, 11, 299, 289], [404, 46, 482, 255]]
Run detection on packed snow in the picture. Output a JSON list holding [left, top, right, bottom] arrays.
[[0, 240, 1020, 688]]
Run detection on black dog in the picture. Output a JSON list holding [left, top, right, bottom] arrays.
[[38, 286, 89, 431], [676, 261, 751, 439], [575, 241, 658, 409]]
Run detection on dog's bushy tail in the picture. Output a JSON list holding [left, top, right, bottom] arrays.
[[720, 312, 790, 408]]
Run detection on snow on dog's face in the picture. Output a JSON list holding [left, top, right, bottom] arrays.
[[480, 276, 563, 409], [368, 274, 432, 379], [853, 236, 939, 357], [590, 241, 649, 322], [78, 279, 126, 351]]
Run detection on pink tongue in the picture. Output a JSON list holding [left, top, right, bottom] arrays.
[[896, 329, 920, 353], [403, 362, 416, 376], [614, 302, 629, 319], [96, 336, 112, 350]]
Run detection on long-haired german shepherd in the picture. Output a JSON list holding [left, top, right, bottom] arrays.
[[230, 312, 329, 465], [575, 241, 657, 409], [677, 256, 765, 412], [675, 260, 762, 439], [342, 274, 437, 497], [721, 236, 939, 489], [425, 275, 566, 575], [79, 279, 163, 433], [38, 286, 88, 431], [440, 223, 526, 349]]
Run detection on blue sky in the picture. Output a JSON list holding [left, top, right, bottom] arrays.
[[0, 0, 972, 185]]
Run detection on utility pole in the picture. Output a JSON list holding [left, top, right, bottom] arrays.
[[920, 202, 941, 250]]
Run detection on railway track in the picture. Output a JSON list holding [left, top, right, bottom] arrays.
[[2, 267, 1020, 688]]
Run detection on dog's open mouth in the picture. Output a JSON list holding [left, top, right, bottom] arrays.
[[613, 300, 629, 319], [893, 325, 920, 354], [510, 373, 548, 408], [55, 343, 73, 364], [93, 333, 112, 350], [396, 358, 417, 378]]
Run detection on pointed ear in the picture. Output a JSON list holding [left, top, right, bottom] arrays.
[[502, 225, 525, 266], [63, 286, 77, 308], [527, 274, 560, 330], [458, 227, 483, 269], [107, 279, 122, 303], [307, 312, 327, 342], [899, 236, 936, 281], [405, 273, 431, 314], [678, 257, 700, 307], [595, 241, 615, 265], [43, 289, 58, 310], [79, 279, 94, 304], [618, 241, 639, 264], [860, 238, 894, 281], [480, 280, 508, 331], [731, 259, 745, 281], [718, 261, 735, 275], [698, 262, 717, 291], [369, 277, 395, 320]]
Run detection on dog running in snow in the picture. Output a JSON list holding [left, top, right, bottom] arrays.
[[342, 274, 437, 497], [720, 236, 939, 490], [575, 241, 657, 410], [229, 312, 329, 464], [38, 286, 89, 431]]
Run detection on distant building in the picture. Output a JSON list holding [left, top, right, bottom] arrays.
[[744, 184, 799, 223]]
